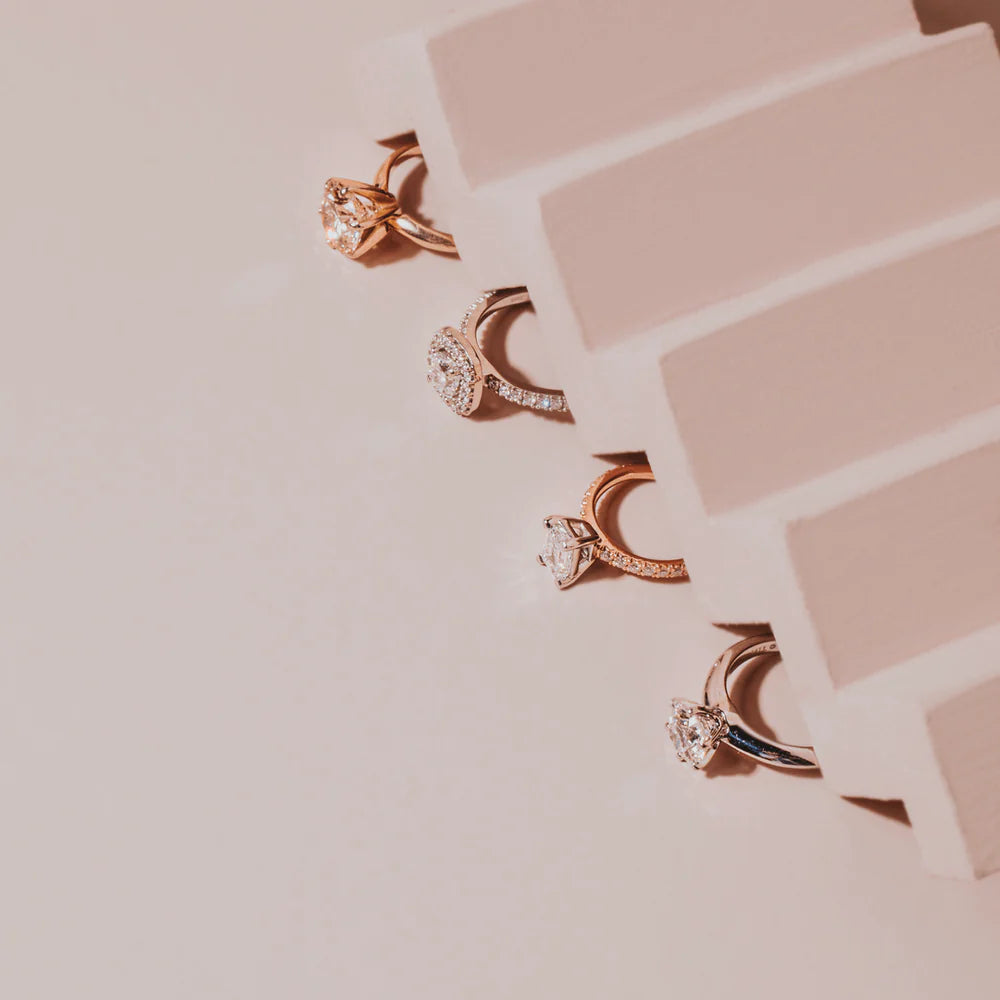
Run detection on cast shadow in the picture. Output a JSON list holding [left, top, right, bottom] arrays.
[[912, 0, 1000, 55], [844, 797, 911, 827]]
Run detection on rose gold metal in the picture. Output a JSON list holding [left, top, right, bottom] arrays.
[[426, 288, 570, 417], [667, 635, 819, 771], [537, 463, 688, 588], [321, 142, 458, 259]]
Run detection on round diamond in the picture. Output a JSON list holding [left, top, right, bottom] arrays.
[[666, 699, 726, 767], [321, 186, 375, 256]]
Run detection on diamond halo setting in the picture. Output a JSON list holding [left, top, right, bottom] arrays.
[[665, 699, 729, 768], [426, 328, 482, 416]]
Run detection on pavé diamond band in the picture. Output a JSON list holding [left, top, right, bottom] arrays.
[[537, 464, 687, 589], [427, 287, 569, 417], [667, 635, 819, 771], [320, 142, 458, 259]]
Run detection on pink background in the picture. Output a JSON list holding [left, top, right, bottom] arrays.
[[3, 1, 1000, 996]]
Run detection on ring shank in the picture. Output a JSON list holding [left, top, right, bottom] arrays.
[[475, 287, 532, 329], [375, 143, 458, 253], [580, 465, 688, 580], [465, 288, 568, 413], [704, 636, 818, 770]]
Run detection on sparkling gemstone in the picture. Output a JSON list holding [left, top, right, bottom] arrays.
[[428, 349, 454, 394], [426, 329, 478, 415], [666, 699, 727, 768], [541, 522, 579, 584], [321, 186, 375, 256]]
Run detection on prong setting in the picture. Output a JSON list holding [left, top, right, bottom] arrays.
[[320, 177, 396, 259], [665, 699, 729, 769], [538, 516, 598, 588]]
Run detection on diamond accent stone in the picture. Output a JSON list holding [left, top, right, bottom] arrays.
[[426, 329, 479, 416], [665, 699, 728, 768], [483, 374, 568, 414], [590, 546, 687, 581], [321, 185, 376, 256]]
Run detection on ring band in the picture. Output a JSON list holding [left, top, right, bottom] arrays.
[[320, 142, 458, 259], [666, 635, 819, 771], [537, 464, 688, 588], [426, 288, 569, 417]]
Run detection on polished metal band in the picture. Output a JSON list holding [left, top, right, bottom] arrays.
[[373, 143, 457, 253], [667, 635, 818, 771], [706, 636, 818, 769]]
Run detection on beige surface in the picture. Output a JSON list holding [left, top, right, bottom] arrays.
[[542, 27, 1000, 348], [661, 223, 1000, 514], [427, 0, 915, 186], [787, 442, 1000, 687], [928, 672, 1000, 876], [4, 2, 1000, 997]]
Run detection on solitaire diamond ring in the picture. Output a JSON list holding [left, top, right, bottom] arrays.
[[321, 142, 457, 259], [537, 464, 687, 589], [666, 635, 819, 771]]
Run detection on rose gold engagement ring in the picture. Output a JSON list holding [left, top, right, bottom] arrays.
[[320, 142, 457, 259], [426, 288, 569, 417], [537, 464, 687, 589]]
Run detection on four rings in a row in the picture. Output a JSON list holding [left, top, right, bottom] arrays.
[[321, 145, 818, 777]]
